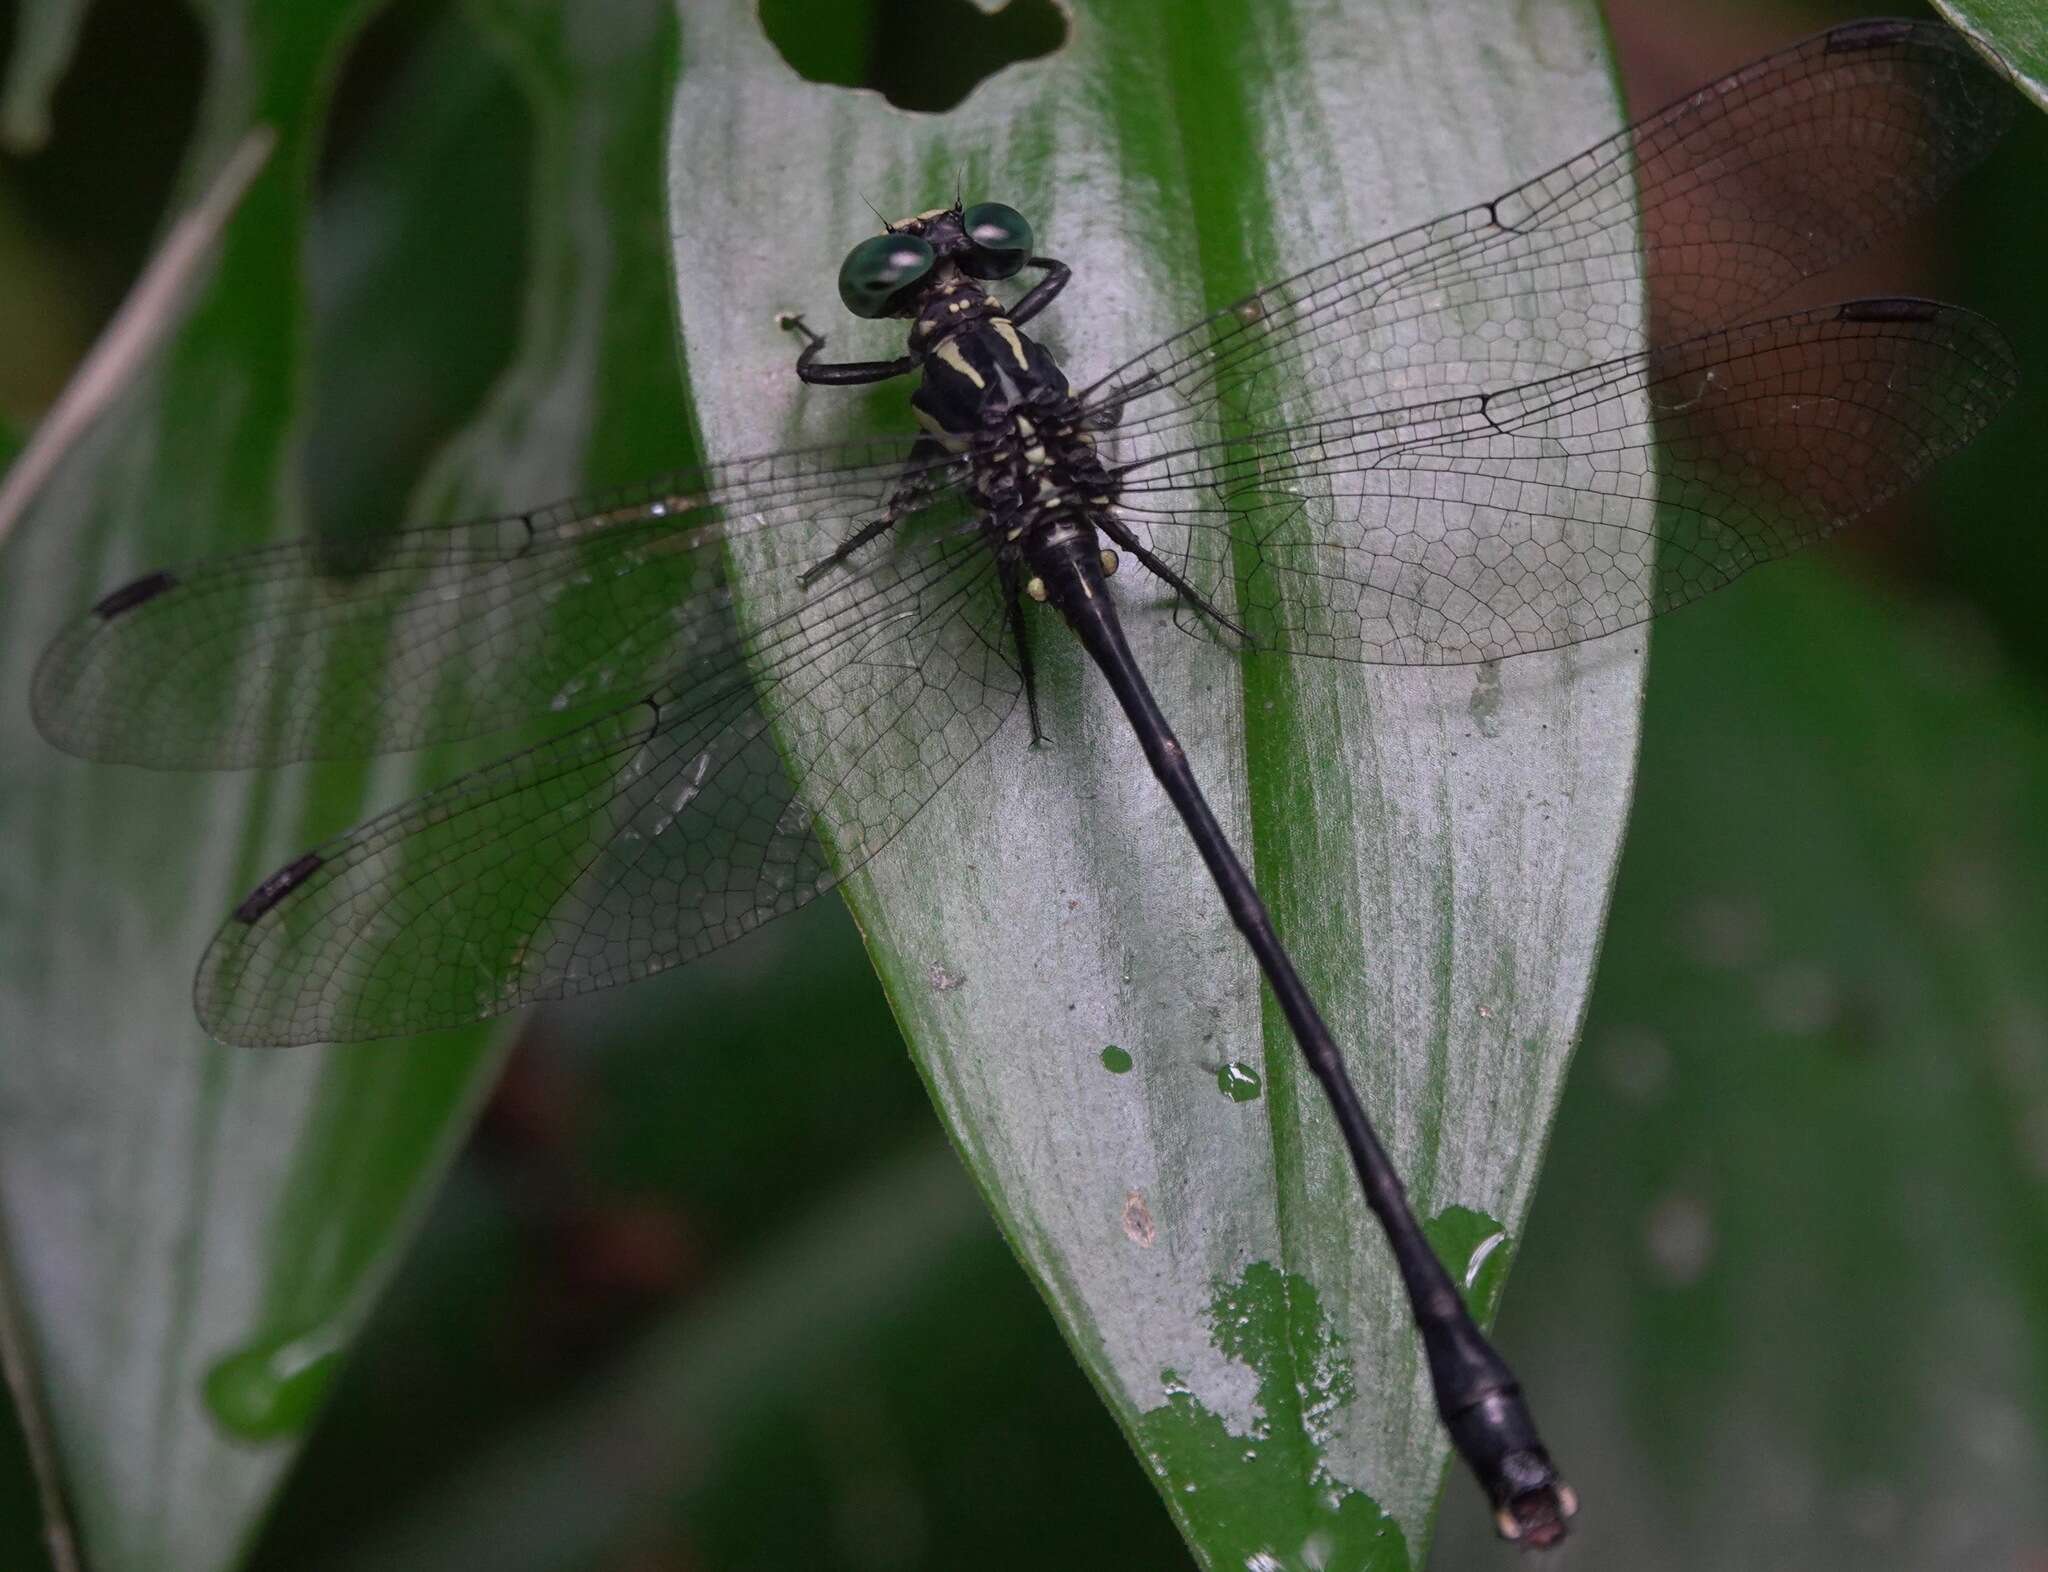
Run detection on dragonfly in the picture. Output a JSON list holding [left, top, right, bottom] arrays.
[[30, 18, 2018, 1547]]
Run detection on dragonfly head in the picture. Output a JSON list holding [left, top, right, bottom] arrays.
[[836, 200, 1035, 319]]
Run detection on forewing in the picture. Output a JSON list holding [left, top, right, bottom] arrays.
[[31, 436, 959, 767], [195, 495, 1018, 1046], [1080, 20, 2010, 458], [1114, 301, 2015, 664]]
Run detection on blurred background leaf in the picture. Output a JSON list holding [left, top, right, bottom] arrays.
[[0, 0, 688, 1567], [1933, 0, 2048, 108], [0, 1157, 62, 1572], [1432, 562, 2048, 1568], [0, 0, 86, 151], [0, 0, 2043, 1569]]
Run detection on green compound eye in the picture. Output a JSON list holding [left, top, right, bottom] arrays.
[[836, 232, 936, 318], [960, 201, 1033, 279]]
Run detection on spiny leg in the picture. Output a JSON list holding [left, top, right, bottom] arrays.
[[1096, 511, 1249, 641], [999, 554, 1048, 745], [798, 515, 897, 587], [797, 434, 957, 587]]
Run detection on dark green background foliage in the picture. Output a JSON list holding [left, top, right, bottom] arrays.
[[0, 0, 2042, 1568]]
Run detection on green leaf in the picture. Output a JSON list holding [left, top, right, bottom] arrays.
[[1934, 0, 2048, 111], [669, 1, 1637, 1562], [1435, 561, 2048, 1566], [0, 1, 687, 1567]]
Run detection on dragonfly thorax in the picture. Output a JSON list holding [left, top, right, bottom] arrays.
[[959, 374, 1119, 553], [908, 307, 1074, 441]]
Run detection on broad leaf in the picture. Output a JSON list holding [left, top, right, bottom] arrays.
[[669, 0, 1637, 1562], [0, 399, 59, 1572], [0, 0, 688, 1565]]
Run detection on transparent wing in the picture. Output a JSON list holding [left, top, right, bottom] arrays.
[[195, 498, 1020, 1046], [1113, 300, 2015, 664], [32, 436, 965, 767], [43, 18, 2017, 1045], [1081, 20, 2012, 457]]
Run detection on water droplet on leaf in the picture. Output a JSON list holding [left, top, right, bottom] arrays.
[[1424, 1205, 1512, 1319], [203, 1327, 341, 1442], [1217, 1061, 1262, 1101]]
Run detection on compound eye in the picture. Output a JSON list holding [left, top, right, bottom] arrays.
[[837, 233, 936, 318], [959, 201, 1033, 280]]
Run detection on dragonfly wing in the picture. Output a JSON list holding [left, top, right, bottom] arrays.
[[1079, 21, 2010, 461], [194, 495, 1019, 1045], [32, 436, 961, 768], [1113, 301, 2015, 664]]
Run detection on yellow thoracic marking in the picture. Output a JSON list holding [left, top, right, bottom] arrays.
[[990, 318, 1032, 370], [933, 339, 985, 389], [1100, 549, 1120, 576], [1026, 576, 1048, 602]]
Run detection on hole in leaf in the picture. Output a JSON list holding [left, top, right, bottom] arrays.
[[760, 0, 1066, 113]]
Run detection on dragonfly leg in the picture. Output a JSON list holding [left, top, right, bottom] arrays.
[[799, 515, 897, 586], [1079, 369, 1168, 432], [1006, 256, 1071, 327], [779, 313, 915, 386], [1096, 512, 1249, 641], [999, 554, 1048, 745], [799, 436, 959, 587]]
